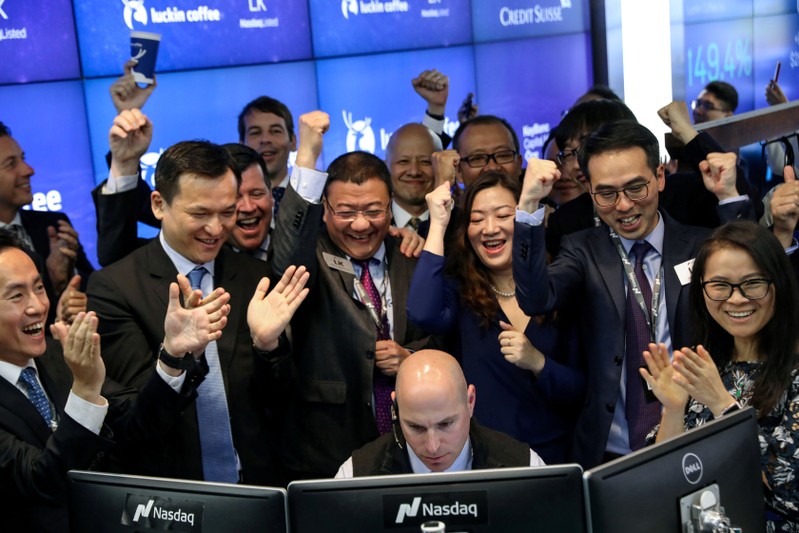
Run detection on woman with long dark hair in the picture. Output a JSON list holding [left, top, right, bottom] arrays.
[[407, 172, 585, 464], [643, 220, 799, 531]]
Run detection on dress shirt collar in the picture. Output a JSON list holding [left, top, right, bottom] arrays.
[[391, 200, 429, 229], [158, 232, 216, 278], [0, 358, 35, 388], [0, 212, 24, 229]]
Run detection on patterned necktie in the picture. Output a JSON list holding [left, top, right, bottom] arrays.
[[188, 267, 239, 483], [407, 217, 421, 231], [624, 241, 662, 450], [355, 259, 393, 434], [272, 186, 286, 218], [19, 367, 54, 429]]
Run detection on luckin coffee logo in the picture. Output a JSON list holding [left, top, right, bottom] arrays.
[[383, 491, 487, 528], [343, 111, 376, 154], [122, 0, 148, 30], [341, 0, 358, 18], [121, 493, 204, 532], [682, 452, 703, 485]]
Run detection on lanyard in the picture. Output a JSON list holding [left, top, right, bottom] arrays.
[[609, 230, 662, 343]]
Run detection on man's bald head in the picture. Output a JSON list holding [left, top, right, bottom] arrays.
[[395, 349, 468, 404], [385, 124, 441, 216]]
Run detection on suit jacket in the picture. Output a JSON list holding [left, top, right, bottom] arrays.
[[268, 186, 434, 479], [19, 210, 95, 323], [0, 345, 195, 533], [513, 212, 710, 468], [86, 239, 279, 485]]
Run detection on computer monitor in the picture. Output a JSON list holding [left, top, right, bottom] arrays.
[[583, 407, 765, 533], [288, 465, 587, 532], [67, 471, 287, 532]]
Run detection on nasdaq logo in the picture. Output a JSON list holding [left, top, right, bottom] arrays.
[[395, 497, 421, 523], [343, 111, 376, 154], [341, 0, 358, 18], [122, 0, 148, 30], [121, 493, 203, 532], [383, 491, 487, 529]]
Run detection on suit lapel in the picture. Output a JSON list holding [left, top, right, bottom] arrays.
[[661, 216, 694, 338], [0, 374, 52, 444], [385, 240, 408, 343], [213, 248, 239, 372], [146, 240, 176, 311], [587, 229, 626, 325]]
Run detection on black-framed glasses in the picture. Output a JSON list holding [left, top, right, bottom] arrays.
[[556, 148, 578, 166], [323, 198, 390, 222], [460, 149, 517, 168], [691, 99, 726, 113], [590, 179, 651, 207], [701, 279, 773, 301]]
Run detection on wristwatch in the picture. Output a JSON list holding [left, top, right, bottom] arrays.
[[158, 344, 195, 370]]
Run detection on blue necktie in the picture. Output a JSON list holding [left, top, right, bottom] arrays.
[[272, 186, 286, 218], [188, 267, 239, 483], [19, 367, 54, 429]]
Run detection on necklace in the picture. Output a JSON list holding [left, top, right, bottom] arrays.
[[489, 284, 516, 298]]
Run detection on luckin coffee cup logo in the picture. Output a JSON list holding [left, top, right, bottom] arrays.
[[121, 493, 204, 532], [682, 452, 703, 485], [343, 111, 376, 154], [383, 491, 488, 528], [122, 0, 148, 30]]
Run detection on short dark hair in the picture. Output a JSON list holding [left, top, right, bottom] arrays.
[[689, 220, 799, 416], [0, 229, 22, 253], [452, 115, 520, 154], [223, 143, 270, 188], [154, 141, 241, 205], [237, 96, 295, 143], [0, 122, 10, 138], [584, 84, 623, 102], [556, 99, 637, 149], [323, 151, 392, 197], [578, 120, 660, 183], [703, 81, 739, 112]]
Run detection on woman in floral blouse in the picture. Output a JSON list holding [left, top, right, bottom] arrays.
[[642, 221, 799, 532]]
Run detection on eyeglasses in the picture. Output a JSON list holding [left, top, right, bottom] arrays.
[[324, 198, 390, 222], [701, 279, 772, 301], [590, 179, 651, 207], [460, 149, 517, 168], [691, 99, 726, 113], [556, 148, 578, 166]]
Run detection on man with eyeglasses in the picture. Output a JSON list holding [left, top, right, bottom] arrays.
[[692, 81, 738, 124], [512, 120, 753, 469], [268, 110, 436, 481], [451, 115, 523, 189]]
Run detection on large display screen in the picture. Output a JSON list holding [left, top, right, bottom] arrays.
[[471, 0, 589, 43], [754, 13, 799, 108], [308, 0, 472, 58], [73, 0, 313, 78], [0, 81, 98, 266], [0, 0, 81, 84]]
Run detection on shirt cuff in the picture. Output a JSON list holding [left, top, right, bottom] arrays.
[[785, 237, 798, 256], [156, 360, 188, 393], [64, 391, 109, 435], [289, 165, 326, 203], [515, 205, 546, 226], [717, 195, 747, 206], [101, 172, 139, 195], [422, 112, 445, 135]]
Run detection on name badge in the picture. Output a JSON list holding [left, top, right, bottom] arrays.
[[674, 259, 695, 286], [323, 252, 355, 275]]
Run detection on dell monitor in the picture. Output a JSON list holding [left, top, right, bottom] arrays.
[[288, 465, 587, 532], [584, 407, 765, 532], [67, 471, 287, 532]]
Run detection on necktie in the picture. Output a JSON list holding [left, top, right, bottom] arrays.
[[624, 241, 661, 450], [19, 367, 54, 429], [188, 267, 239, 483], [355, 259, 393, 434], [407, 217, 421, 231], [272, 186, 286, 218], [9, 224, 34, 252]]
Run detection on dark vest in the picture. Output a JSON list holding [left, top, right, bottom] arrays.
[[351, 419, 531, 477]]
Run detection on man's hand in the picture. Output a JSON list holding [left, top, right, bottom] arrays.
[[699, 152, 739, 201], [110, 59, 157, 114], [248, 265, 310, 352], [46, 220, 80, 295], [163, 274, 231, 357], [388, 226, 425, 258], [375, 340, 411, 377], [295, 111, 330, 170], [770, 165, 799, 247], [431, 149, 460, 188], [766, 81, 788, 106], [657, 101, 698, 145], [109, 108, 153, 177], [55, 275, 87, 325], [412, 69, 449, 116], [519, 158, 560, 212], [52, 311, 105, 406], [457, 92, 478, 123], [498, 321, 545, 375]]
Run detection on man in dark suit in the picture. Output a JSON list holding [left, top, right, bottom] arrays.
[[512, 121, 751, 468], [269, 110, 435, 480], [0, 122, 94, 323], [0, 230, 232, 532], [87, 139, 309, 486]]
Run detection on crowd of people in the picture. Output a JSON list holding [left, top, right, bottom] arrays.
[[1, 63, 798, 532]]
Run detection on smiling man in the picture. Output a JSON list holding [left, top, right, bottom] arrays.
[[335, 349, 544, 477], [512, 120, 752, 469]]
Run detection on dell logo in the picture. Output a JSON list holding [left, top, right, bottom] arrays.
[[682, 452, 703, 484]]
